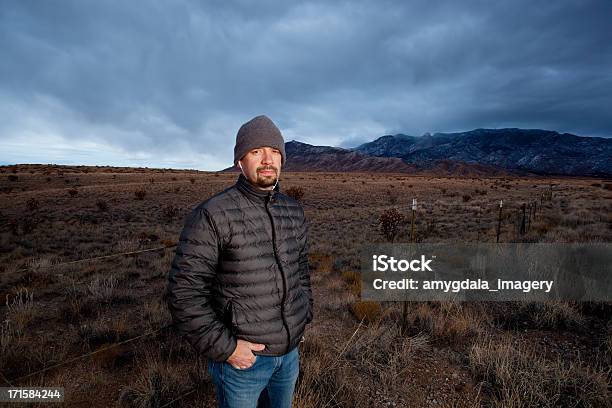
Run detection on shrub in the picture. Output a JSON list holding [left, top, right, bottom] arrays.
[[160, 239, 177, 248], [134, 189, 146, 200], [407, 302, 485, 344], [341, 270, 360, 285], [8, 174, 18, 182], [162, 205, 179, 220], [87, 275, 119, 303], [378, 208, 405, 242], [341, 271, 362, 296], [462, 194, 472, 202], [309, 252, 334, 273], [96, 200, 109, 211], [285, 186, 305, 202], [26, 197, 40, 211], [137, 231, 160, 246], [386, 189, 398, 204], [350, 301, 382, 323], [118, 350, 186, 408], [68, 188, 78, 197], [15, 217, 39, 234], [493, 301, 585, 331], [5, 288, 35, 333]]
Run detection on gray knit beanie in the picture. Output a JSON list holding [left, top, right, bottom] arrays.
[[234, 115, 286, 166]]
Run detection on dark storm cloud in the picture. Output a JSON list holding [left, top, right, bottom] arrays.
[[1, 0, 611, 169]]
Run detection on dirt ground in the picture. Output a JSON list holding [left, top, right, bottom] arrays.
[[0, 165, 610, 407]]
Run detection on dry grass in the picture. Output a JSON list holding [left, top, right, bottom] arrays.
[[0, 167, 610, 406], [341, 270, 362, 296], [492, 301, 587, 331], [118, 344, 205, 408], [87, 275, 119, 303], [469, 336, 610, 407], [350, 300, 382, 323], [5, 286, 34, 321], [396, 301, 490, 346], [294, 335, 360, 408], [309, 251, 334, 274], [345, 319, 429, 390]]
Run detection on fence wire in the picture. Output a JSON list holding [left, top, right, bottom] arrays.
[[1, 244, 177, 277]]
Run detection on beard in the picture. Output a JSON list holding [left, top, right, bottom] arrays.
[[255, 167, 278, 188]]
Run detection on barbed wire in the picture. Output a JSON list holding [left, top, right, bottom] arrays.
[[0, 370, 13, 387], [159, 387, 197, 408], [1, 244, 177, 277]]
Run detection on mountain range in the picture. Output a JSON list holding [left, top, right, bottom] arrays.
[[223, 128, 611, 177]]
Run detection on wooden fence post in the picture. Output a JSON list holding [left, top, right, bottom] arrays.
[[520, 203, 527, 235], [548, 183, 553, 201], [527, 202, 532, 232], [496, 200, 503, 243], [515, 209, 520, 239], [401, 198, 418, 335], [410, 198, 417, 242]]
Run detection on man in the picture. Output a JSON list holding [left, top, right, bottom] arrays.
[[167, 115, 313, 408]]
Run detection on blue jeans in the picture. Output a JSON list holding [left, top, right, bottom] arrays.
[[207, 345, 300, 408]]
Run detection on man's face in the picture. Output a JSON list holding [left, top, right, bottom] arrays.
[[238, 146, 282, 189]]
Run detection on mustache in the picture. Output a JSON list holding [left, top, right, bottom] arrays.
[[257, 166, 278, 172]]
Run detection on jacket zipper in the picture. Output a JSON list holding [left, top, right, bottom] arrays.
[[265, 191, 291, 353]]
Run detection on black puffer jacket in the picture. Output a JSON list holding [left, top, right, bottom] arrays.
[[166, 173, 313, 361]]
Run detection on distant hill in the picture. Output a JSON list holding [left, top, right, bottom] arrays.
[[222, 128, 611, 177], [222, 141, 518, 177], [355, 128, 612, 177]]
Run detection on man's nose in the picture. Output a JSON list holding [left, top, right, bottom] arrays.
[[261, 150, 273, 165]]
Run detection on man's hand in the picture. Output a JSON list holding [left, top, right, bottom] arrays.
[[226, 339, 266, 369]]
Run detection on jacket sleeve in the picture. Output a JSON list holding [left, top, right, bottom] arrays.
[[166, 207, 237, 361], [297, 207, 313, 324]]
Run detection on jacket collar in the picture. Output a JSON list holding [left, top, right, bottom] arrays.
[[235, 173, 280, 203]]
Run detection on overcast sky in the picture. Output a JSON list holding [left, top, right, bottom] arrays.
[[1, 1, 611, 170]]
